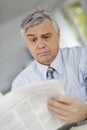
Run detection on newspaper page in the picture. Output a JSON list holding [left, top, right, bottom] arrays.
[[0, 79, 66, 130]]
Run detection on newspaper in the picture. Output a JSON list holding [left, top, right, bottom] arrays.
[[0, 79, 66, 130], [70, 124, 87, 130]]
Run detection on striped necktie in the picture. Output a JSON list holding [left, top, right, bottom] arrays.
[[46, 66, 55, 79]]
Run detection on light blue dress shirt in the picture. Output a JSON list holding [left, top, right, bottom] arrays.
[[12, 46, 87, 102]]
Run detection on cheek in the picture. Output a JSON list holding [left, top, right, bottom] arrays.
[[51, 43, 59, 54], [24, 37, 37, 58], [51, 40, 59, 49], [53, 46, 59, 53], [27, 45, 36, 58]]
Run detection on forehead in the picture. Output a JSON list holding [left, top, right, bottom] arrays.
[[25, 18, 56, 35]]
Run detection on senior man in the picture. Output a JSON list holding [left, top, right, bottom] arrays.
[[12, 9, 87, 123]]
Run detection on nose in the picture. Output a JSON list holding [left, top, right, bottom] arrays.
[[36, 38, 45, 49]]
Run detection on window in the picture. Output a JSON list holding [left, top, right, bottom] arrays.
[[60, 0, 87, 45], [69, 1, 87, 40]]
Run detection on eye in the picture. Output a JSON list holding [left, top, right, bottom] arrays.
[[44, 36, 49, 39], [29, 38, 37, 42], [32, 38, 37, 42], [43, 35, 50, 39]]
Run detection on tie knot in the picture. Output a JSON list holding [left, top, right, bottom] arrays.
[[46, 66, 55, 79]]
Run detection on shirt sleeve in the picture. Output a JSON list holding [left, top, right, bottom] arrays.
[[79, 47, 87, 101], [80, 47, 87, 87]]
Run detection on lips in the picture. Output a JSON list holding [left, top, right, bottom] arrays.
[[37, 51, 50, 57]]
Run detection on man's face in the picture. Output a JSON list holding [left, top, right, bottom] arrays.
[[24, 18, 60, 65]]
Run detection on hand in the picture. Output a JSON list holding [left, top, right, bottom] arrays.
[[48, 95, 87, 123]]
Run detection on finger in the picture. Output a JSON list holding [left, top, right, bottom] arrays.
[[48, 99, 70, 111], [55, 95, 77, 104], [48, 105, 68, 117], [54, 113, 68, 122], [54, 114, 75, 123]]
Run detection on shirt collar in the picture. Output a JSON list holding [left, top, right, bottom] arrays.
[[35, 61, 48, 80], [35, 49, 63, 79], [50, 49, 63, 75]]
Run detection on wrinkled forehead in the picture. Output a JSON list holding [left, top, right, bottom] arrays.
[[24, 18, 56, 34], [24, 17, 52, 32]]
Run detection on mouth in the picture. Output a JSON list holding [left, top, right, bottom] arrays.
[[37, 51, 50, 57]]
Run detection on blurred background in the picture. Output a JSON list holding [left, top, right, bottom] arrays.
[[0, 0, 87, 94]]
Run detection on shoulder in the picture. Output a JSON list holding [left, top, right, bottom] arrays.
[[61, 46, 87, 61], [61, 45, 85, 54], [60, 46, 87, 70], [23, 60, 36, 72], [18, 60, 36, 76], [11, 60, 36, 90]]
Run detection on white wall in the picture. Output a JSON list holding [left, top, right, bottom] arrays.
[[53, 9, 79, 48], [0, 15, 33, 94]]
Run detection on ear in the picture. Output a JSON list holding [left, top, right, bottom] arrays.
[[56, 28, 60, 41], [57, 28, 60, 38]]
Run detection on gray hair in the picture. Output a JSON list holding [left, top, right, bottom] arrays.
[[21, 9, 59, 36]]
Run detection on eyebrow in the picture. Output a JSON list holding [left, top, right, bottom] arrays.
[[26, 34, 35, 36], [26, 32, 52, 37], [42, 33, 52, 36]]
